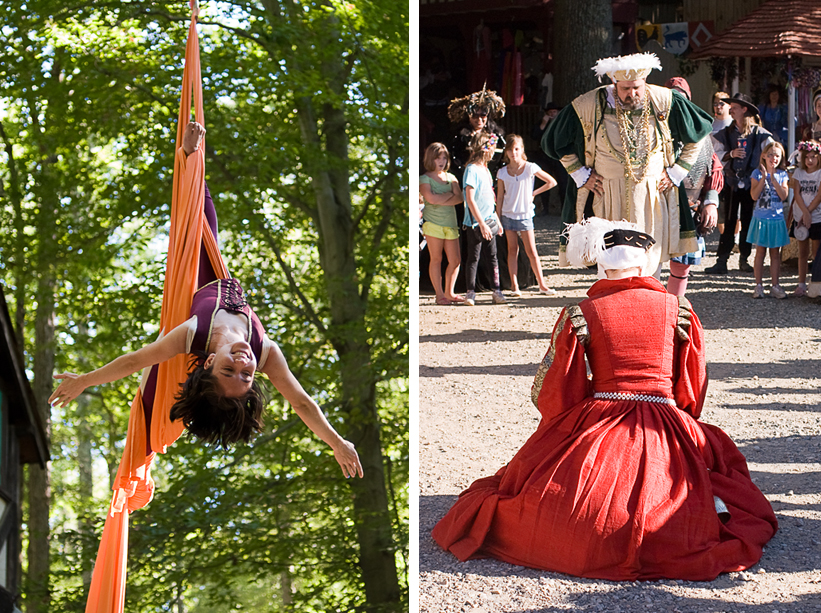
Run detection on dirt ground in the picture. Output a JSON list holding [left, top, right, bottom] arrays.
[[418, 214, 821, 612]]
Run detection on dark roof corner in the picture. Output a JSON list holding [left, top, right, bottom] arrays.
[[0, 285, 50, 467]]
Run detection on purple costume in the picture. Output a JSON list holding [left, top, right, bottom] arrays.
[[142, 183, 265, 452], [188, 278, 266, 364]]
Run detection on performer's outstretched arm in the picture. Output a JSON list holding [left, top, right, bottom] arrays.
[[49, 321, 192, 408], [260, 339, 363, 479]]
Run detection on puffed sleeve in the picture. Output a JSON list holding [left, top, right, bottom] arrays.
[[531, 305, 592, 422], [672, 296, 708, 419]]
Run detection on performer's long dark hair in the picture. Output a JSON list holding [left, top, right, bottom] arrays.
[[170, 355, 265, 448]]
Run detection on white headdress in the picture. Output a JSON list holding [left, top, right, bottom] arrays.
[[565, 218, 654, 272], [592, 53, 662, 83]]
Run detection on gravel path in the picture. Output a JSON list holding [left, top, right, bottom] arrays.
[[418, 214, 821, 612]]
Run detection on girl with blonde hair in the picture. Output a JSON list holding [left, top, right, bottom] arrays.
[[495, 135, 558, 296]]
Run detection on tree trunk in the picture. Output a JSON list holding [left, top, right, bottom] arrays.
[[76, 391, 94, 591], [294, 95, 400, 610], [26, 274, 54, 613], [552, 0, 613, 105], [272, 2, 401, 609]]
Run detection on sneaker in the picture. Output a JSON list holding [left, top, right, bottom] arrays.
[[492, 290, 507, 304], [704, 259, 728, 274], [464, 291, 475, 306], [539, 287, 558, 296], [752, 284, 764, 299], [738, 259, 754, 273], [793, 284, 807, 297], [770, 285, 786, 299]]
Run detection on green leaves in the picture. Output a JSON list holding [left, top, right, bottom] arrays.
[[2, 1, 407, 611]]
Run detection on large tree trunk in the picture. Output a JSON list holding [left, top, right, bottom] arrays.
[[552, 0, 613, 105], [295, 96, 400, 610], [274, 2, 401, 609], [26, 274, 54, 613], [76, 393, 94, 591]]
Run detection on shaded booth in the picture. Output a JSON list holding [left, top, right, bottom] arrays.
[[690, 0, 821, 155], [0, 286, 50, 599], [690, 0, 821, 265]]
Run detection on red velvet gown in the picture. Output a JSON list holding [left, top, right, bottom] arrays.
[[432, 276, 777, 581]]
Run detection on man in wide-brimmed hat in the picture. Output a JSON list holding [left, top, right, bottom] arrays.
[[704, 93, 773, 274], [541, 52, 714, 275]]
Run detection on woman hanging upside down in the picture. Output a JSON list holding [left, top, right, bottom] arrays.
[[49, 122, 362, 479]]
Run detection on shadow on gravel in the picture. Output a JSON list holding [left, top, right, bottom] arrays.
[[737, 434, 821, 465], [420, 362, 542, 377], [420, 329, 551, 345], [514, 590, 821, 613], [707, 359, 821, 384]]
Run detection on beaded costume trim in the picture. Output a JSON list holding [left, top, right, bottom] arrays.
[[593, 391, 675, 405]]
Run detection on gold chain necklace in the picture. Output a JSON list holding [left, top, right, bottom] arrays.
[[614, 90, 652, 184]]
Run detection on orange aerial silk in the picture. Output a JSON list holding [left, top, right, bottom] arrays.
[[85, 7, 227, 612]]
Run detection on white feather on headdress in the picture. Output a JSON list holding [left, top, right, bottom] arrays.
[[592, 53, 662, 83], [564, 218, 643, 268]]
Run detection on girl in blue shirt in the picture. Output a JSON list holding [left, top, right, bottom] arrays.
[[462, 132, 504, 306], [748, 141, 790, 298]]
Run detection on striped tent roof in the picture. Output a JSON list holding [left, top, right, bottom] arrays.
[[691, 0, 821, 59]]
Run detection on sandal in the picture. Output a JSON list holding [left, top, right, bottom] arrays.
[[435, 296, 453, 306]]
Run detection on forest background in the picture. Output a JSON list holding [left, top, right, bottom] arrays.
[[0, 1, 409, 612]]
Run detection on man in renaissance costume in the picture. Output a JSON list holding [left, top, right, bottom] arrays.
[[542, 53, 714, 275]]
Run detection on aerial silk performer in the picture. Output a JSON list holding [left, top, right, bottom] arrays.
[[49, 5, 362, 611]]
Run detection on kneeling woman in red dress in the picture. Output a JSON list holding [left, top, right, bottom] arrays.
[[432, 218, 777, 581]]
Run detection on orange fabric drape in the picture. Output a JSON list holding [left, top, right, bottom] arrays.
[[85, 9, 228, 612]]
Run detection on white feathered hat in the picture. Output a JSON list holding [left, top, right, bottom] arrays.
[[565, 218, 655, 271], [592, 53, 661, 83]]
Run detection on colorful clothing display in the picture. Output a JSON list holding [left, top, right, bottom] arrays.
[[433, 276, 777, 581]]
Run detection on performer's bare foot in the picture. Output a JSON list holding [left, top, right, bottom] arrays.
[[182, 121, 206, 156]]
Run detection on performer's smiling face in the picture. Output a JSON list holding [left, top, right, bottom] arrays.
[[615, 79, 645, 110], [205, 341, 257, 397]]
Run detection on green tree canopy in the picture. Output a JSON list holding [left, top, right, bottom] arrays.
[[0, 1, 408, 611]]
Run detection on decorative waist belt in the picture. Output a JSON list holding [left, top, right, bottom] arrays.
[[593, 392, 675, 405]]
